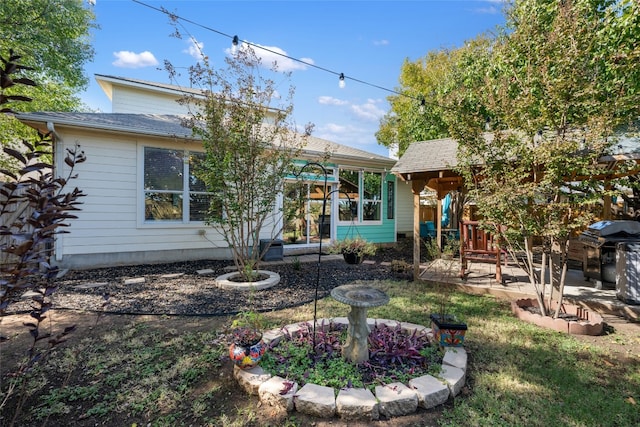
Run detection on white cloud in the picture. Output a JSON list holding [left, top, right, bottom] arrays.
[[112, 50, 158, 68], [318, 96, 349, 106], [184, 37, 205, 61], [315, 122, 383, 153], [226, 41, 314, 72], [350, 99, 386, 122], [474, 5, 500, 14], [373, 39, 390, 46]]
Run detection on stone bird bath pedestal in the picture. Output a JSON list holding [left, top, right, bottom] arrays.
[[330, 284, 390, 363]]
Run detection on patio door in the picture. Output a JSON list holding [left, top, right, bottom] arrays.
[[283, 181, 332, 245]]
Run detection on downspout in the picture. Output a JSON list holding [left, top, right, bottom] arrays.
[[47, 122, 65, 263]]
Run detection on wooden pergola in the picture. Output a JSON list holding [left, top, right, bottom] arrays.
[[391, 137, 640, 279]]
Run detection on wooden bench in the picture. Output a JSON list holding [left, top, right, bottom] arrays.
[[459, 220, 507, 283]]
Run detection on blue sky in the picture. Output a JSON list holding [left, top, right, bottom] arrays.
[[82, 0, 506, 157]]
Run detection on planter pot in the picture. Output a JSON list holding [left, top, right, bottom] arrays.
[[229, 338, 267, 369], [343, 252, 364, 264], [430, 313, 467, 347]]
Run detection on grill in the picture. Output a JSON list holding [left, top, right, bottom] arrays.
[[578, 220, 640, 288]]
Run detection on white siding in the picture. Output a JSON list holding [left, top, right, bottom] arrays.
[[395, 180, 414, 236], [111, 86, 191, 115], [55, 129, 229, 268]]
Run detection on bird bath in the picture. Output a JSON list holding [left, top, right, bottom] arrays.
[[330, 284, 390, 363]]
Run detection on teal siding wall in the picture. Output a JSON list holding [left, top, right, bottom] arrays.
[[336, 174, 396, 244]]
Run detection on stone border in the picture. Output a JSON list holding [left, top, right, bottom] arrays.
[[511, 298, 604, 335], [215, 270, 280, 291], [233, 317, 467, 421]]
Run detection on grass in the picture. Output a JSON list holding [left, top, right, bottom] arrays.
[[1, 279, 639, 426]]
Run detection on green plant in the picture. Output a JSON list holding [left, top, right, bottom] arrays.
[[261, 321, 440, 392], [390, 259, 411, 274], [329, 237, 377, 258], [442, 236, 460, 256], [423, 237, 441, 260], [167, 37, 310, 281], [291, 256, 301, 271], [230, 309, 265, 346]]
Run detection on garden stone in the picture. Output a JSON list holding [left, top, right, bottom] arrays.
[[440, 365, 465, 396], [336, 387, 379, 420], [443, 347, 468, 372], [294, 383, 336, 418], [233, 365, 271, 396], [375, 382, 419, 417], [409, 374, 450, 409], [258, 376, 297, 411]]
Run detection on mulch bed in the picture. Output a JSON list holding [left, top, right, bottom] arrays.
[[7, 241, 416, 317]]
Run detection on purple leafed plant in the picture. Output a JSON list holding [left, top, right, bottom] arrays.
[[263, 320, 442, 390]]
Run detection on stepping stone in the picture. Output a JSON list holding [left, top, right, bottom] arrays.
[[409, 374, 450, 409], [294, 383, 336, 418], [123, 277, 145, 285], [161, 273, 184, 279], [443, 347, 468, 372], [336, 387, 379, 420], [258, 376, 298, 411], [375, 382, 418, 417], [73, 282, 109, 290], [196, 269, 215, 275], [233, 365, 271, 396], [363, 260, 376, 265]]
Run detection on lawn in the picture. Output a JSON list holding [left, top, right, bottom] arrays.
[[1, 279, 638, 426]]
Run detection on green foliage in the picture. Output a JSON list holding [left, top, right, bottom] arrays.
[[442, 0, 640, 314], [169, 44, 311, 278], [0, 0, 97, 167], [329, 237, 377, 257]]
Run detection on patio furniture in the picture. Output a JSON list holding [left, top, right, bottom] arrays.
[[459, 220, 507, 283]]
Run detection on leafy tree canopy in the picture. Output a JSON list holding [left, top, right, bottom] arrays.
[[0, 0, 97, 165]]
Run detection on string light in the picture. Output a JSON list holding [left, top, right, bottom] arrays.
[[339, 73, 346, 89], [231, 35, 239, 55], [132, 0, 425, 104]]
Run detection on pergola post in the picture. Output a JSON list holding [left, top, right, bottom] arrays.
[[412, 179, 426, 280]]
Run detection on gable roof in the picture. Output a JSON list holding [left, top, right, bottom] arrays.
[[95, 74, 204, 101], [16, 111, 395, 167], [390, 137, 458, 176]]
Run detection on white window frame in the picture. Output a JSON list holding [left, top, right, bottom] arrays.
[[138, 145, 213, 227], [337, 168, 383, 225]]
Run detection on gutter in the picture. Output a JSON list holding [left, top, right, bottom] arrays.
[[47, 121, 65, 262]]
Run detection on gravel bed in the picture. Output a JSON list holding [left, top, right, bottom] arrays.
[[8, 244, 415, 316]]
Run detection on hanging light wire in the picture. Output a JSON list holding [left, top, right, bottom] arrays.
[[131, 0, 423, 103]]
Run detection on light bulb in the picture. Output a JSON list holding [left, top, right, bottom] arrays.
[[339, 73, 346, 89], [231, 35, 239, 55]]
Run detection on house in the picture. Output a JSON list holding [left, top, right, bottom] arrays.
[[16, 75, 412, 269]]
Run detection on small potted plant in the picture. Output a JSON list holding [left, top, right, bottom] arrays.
[[441, 235, 460, 260], [229, 310, 267, 369], [429, 285, 467, 347], [329, 237, 377, 264]]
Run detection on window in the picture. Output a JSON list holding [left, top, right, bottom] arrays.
[[362, 171, 382, 221], [143, 147, 215, 222], [338, 169, 382, 222]]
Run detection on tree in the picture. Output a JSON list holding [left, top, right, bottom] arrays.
[[448, 0, 640, 316], [170, 47, 311, 280], [376, 37, 494, 157], [0, 0, 96, 168]]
